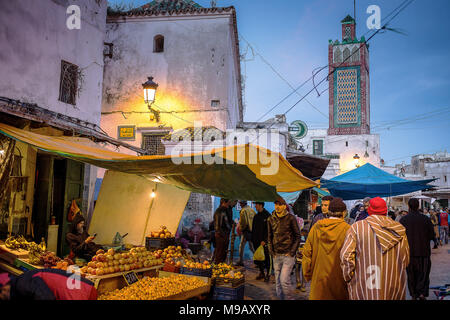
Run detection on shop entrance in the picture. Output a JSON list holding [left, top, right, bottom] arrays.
[[32, 154, 84, 257]]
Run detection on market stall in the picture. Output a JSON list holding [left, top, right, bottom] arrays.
[[0, 123, 317, 300]]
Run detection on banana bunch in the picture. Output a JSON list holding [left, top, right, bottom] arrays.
[[5, 235, 30, 250]]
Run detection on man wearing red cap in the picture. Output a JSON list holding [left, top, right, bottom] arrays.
[[340, 197, 410, 300]]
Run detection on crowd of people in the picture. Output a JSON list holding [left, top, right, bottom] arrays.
[[212, 195, 449, 300]]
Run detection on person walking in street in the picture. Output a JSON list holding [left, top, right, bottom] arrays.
[[430, 210, 440, 249], [439, 209, 449, 245], [268, 196, 301, 300], [302, 197, 350, 300], [340, 197, 410, 300], [310, 196, 333, 229], [395, 210, 408, 222], [251, 202, 272, 282], [354, 197, 370, 222], [213, 198, 232, 264], [399, 198, 435, 300], [235, 201, 256, 266]]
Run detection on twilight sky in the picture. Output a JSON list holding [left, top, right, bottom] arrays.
[[109, 0, 450, 166]]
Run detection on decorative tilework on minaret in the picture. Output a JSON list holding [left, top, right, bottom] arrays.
[[328, 15, 370, 135]]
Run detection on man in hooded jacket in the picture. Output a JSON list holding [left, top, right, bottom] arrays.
[[66, 214, 102, 261], [267, 196, 301, 300], [340, 197, 410, 300], [302, 197, 350, 300]]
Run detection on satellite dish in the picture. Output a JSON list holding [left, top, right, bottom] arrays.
[[289, 120, 308, 139]]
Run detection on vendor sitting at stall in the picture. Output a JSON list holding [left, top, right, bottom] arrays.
[[66, 214, 102, 261], [0, 269, 97, 300]]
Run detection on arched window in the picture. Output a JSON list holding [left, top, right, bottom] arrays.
[[334, 48, 342, 63], [343, 48, 351, 62], [351, 46, 359, 62], [154, 35, 164, 53]]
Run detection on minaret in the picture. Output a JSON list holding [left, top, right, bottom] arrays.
[[328, 15, 370, 135]]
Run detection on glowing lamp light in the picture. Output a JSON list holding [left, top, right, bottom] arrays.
[[150, 190, 156, 198], [353, 154, 360, 168], [142, 76, 158, 105]]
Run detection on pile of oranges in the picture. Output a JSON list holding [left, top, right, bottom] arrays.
[[98, 274, 206, 300]]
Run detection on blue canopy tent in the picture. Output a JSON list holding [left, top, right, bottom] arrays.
[[320, 163, 436, 200]]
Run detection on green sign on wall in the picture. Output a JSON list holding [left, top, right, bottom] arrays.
[[289, 120, 308, 139]]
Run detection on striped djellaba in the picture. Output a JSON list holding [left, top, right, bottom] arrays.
[[340, 215, 410, 300]]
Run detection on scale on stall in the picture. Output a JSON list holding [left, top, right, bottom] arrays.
[[103, 232, 128, 251]]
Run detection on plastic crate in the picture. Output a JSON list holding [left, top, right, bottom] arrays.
[[145, 237, 175, 250], [180, 266, 212, 278], [162, 263, 180, 273], [214, 276, 245, 288], [213, 284, 245, 300]]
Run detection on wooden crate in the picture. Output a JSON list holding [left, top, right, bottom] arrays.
[[86, 265, 163, 295], [157, 271, 211, 300]]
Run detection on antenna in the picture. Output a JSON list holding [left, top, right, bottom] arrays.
[[354, 0, 356, 24]]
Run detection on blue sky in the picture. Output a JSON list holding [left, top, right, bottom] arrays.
[[109, 0, 450, 166]]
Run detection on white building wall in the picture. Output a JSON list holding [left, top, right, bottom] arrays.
[[0, 0, 107, 125], [424, 161, 450, 188], [101, 13, 241, 151], [295, 128, 380, 179]]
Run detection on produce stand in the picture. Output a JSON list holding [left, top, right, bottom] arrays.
[[86, 265, 163, 295], [0, 260, 23, 276], [14, 258, 44, 271], [157, 270, 211, 300], [0, 241, 29, 265]]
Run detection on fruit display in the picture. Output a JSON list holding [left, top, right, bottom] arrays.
[[27, 241, 48, 265], [152, 245, 190, 266], [98, 274, 206, 300], [149, 225, 173, 239], [80, 247, 163, 277], [182, 260, 211, 270], [53, 258, 75, 271], [4, 235, 46, 252], [40, 251, 62, 268], [212, 263, 244, 280]]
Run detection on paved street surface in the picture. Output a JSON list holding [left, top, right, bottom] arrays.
[[243, 242, 450, 300]]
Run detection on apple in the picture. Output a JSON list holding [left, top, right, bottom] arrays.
[[95, 262, 104, 268], [92, 256, 98, 262], [119, 265, 125, 272], [96, 249, 105, 255], [107, 248, 115, 256], [106, 255, 114, 261], [114, 266, 120, 272], [124, 264, 130, 271]]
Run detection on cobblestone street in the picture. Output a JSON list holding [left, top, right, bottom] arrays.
[[243, 242, 450, 300]]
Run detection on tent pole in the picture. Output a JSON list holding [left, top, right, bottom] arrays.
[[142, 183, 157, 245]]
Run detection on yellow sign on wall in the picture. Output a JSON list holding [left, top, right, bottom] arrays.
[[118, 126, 136, 140]]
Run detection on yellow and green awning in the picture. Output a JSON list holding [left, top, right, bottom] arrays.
[[0, 123, 317, 201]]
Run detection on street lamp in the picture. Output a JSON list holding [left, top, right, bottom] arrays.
[[353, 154, 360, 168], [142, 76, 160, 121]]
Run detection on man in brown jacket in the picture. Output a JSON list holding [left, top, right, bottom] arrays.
[[340, 197, 410, 300], [302, 197, 350, 300], [268, 196, 301, 300]]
